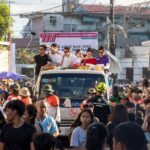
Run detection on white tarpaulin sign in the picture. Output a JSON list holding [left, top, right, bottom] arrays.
[[10, 43, 16, 73], [0, 42, 16, 72], [39, 32, 98, 52], [0, 47, 9, 72]]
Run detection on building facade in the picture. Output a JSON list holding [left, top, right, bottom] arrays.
[[20, 1, 150, 81]]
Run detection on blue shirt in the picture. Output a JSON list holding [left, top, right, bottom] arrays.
[[96, 55, 110, 66], [70, 126, 87, 149], [38, 114, 58, 135]]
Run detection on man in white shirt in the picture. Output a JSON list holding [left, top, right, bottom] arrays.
[[61, 47, 79, 68], [47, 43, 62, 66]]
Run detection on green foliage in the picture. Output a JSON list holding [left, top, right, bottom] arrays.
[[0, 0, 7, 3], [0, 3, 10, 40]]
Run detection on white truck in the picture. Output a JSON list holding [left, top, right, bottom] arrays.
[[35, 68, 112, 136]]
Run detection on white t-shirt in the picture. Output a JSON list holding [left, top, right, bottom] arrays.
[[44, 99, 61, 122], [48, 51, 62, 65], [70, 126, 87, 149], [61, 53, 79, 68]]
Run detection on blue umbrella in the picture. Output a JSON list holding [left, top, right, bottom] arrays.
[[0, 72, 23, 80]]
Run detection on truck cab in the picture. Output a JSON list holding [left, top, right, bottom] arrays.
[[35, 68, 112, 136]]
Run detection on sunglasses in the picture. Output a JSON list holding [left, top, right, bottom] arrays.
[[64, 51, 68, 53], [99, 51, 104, 54], [39, 48, 44, 50], [40, 106, 46, 109]]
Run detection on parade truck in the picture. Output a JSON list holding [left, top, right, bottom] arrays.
[[35, 67, 113, 138]]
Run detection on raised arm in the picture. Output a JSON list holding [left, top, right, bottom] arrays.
[[21, 54, 35, 64]]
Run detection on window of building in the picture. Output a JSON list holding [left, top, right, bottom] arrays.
[[143, 67, 150, 78], [64, 24, 76, 32], [126, 68, 133, 81], [50, 16, 57, 26], [81, 22, 93, 25]]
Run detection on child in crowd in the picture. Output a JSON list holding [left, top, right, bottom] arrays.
[[70, 109, 94, 150]]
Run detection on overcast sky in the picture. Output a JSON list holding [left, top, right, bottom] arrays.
[[11, 0, 150, 37]]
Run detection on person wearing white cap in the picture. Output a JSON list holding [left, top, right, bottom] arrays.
[[19, 87, 32, 105]]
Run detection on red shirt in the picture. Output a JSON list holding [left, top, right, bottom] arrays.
[[46, 95, 59, 107], [80, 99, 88, 110], [7, 94, 21, 101], [22, 97, 32, 105], [129, 97, 144, 104]]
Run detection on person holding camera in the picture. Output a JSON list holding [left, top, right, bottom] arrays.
[[22, 45, 51, 80]]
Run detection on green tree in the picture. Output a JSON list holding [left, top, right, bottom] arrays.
[[0, 1, 11, 40]]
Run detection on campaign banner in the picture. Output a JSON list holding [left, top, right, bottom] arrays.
[[39, 32, 98, 52]]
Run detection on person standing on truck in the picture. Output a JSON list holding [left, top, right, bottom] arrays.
[[96, 46, 110, 70], [75, 49, 84, 63], [60, 47, 79, 68], [87, 82, 111, 124], [41, 84, 60, 123], [82, 48, 97, 65], [84, 48, 93, 59], [22, 45, 51, 80], [47, 43, 62, 66]]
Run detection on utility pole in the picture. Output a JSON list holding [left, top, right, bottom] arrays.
[[70, 1, 75, 32], [0, 0, 14, 71], [109, 0, 115, 55], [7, 0, 14, 71]]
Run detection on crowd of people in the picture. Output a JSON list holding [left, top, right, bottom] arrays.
[[0, 77, 149, 150], [0, 44, 149, 150], [22, 43, 110, 79]]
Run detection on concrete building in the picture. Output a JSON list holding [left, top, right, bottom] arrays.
[[116, 45, 150, 82], [19, 1, 150, 81], [21, 2, 150, 49]]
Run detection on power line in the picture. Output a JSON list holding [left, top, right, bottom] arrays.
[[0, 1, 149, 17], [32, 4, 63, 13], [12, 2, 60, 5], [0, 9, 149, 17], [13, 0, 89, 16], [0, 4, 63, 16], [0, 0, 93, 16]]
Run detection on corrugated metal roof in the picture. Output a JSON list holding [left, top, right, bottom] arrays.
[[81, 4, 150, 15]]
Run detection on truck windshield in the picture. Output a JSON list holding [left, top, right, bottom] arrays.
[[40, 73, 105, 99]]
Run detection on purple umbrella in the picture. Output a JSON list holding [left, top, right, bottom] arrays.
[[0, 72, 23, 80]]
